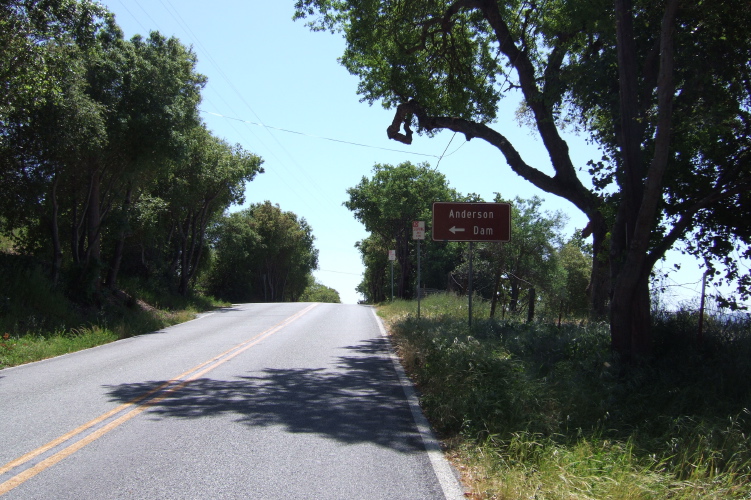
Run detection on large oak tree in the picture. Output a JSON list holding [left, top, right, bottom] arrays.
[[295, 0, 751, 360]]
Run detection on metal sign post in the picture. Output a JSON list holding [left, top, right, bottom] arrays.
[[432, 202, 512, 329], [468, 241, 473, 329], [417, 238, 421, 318], [412, 221, 425, 319], [388, 250, 396, 302]]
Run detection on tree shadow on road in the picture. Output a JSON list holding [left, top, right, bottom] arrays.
[[104, 338, 424, 454]]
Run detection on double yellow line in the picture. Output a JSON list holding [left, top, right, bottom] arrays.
[[0, 303, 318, 495]]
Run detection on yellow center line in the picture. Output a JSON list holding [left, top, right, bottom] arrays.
[[0, 303, 318, 496]]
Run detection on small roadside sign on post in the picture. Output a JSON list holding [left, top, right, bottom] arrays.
[[412, 221, 425, 240]]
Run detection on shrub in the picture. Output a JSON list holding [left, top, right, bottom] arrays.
[[380, 294, 751, 498]]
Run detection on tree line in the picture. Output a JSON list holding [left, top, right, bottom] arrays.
[[0, 0, 326, 306], [348, 161, 590, 321]]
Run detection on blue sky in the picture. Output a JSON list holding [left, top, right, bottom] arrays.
[[102, 0, 741, 308]]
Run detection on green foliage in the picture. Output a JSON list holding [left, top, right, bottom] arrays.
[[345, 161, 460, 301], [299, 277, 341, 303], [205, 202, 319, 303], [0, 252, 227, 369], [555, 235, 592, 318], [0, 1, 264, 304], [0, 327, 119, 370], [345, 161, 455, 238], [346, 163, 587, 310], [295, 0, 503, 121], [444, 194, 590, 323], [0, 254, 79, 333], [453, 195, 570, 319], [204, 210, 261, 302], [0, 0, 108, 122], [156, 126, 263, 295], [355, 234, 391, 303], [380, 295, 751, 498]]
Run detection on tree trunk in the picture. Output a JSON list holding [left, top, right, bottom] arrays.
[[266, 264, 277, 301], [609, 271, 651, 361], [181, 214, 197, 295], [71, 204, 80, 266], [395, 234, 411, 299], [106, 185, 133, 289], [87, 169, 101, 264], [610, 0, 647, 359], [509, 279, 519, 313], [609, 0, 677, 361], [489, 263, 503, 318], [527, 287, 536, 323], [79, 167, 102, 297], [178, 216, 191, 296], [184, 199, 214, 293], [50, 174, 62, 285], [588, 215, 610, 318]]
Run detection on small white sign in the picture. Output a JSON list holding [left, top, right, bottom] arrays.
[[412, 221, 425, 240], [388, 250, 396, 261]]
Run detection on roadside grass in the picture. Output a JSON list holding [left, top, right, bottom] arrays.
[[0, 327, 119, 368], [379, 294, 751, 499], [0, 263, 227, 369]]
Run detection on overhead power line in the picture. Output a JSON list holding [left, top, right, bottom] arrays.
[[200, 110, 448, 159]]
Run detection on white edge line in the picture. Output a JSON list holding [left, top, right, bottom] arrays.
[[370, 307, 466, 500]]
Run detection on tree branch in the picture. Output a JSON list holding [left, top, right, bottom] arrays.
[[648, 176, 751, 266], [387, 1, 598, 219], [387, 100, 599, 217], [632, 0, 678, 258], [478, 1, 583, 191], [405, 0, 481, 54]]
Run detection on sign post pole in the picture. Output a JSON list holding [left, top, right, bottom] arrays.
[[417, 238, 421, 319], [468, 241, 473, 329], [390, 260, 394, 302], [412, 221, 425, 319], [388, 250, 396, 302], [431, 202, 512, 329]]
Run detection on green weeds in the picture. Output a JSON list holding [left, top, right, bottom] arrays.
[[0, 260, 227, 369], [380, 294, 751, 499], [0, 327, 118, 368]]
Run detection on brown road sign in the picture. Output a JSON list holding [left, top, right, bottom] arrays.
[[432, 202, 511, 242]]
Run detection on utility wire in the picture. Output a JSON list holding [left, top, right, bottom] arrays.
[[200, 98, 315, 207], [200, 110, 443, 159], [137, 0, 333, 211], [434, 132, 456, 170], [117, 0, 150, 33], [158, 0, 355, 212], [116, 1, 470, 171]]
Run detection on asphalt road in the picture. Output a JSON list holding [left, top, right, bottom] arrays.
[[0, 303, 465, 499]]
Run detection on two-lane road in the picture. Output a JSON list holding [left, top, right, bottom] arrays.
[[0, 303, 464, 499]]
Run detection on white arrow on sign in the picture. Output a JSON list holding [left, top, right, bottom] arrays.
[[449, 226, 466, 234]]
